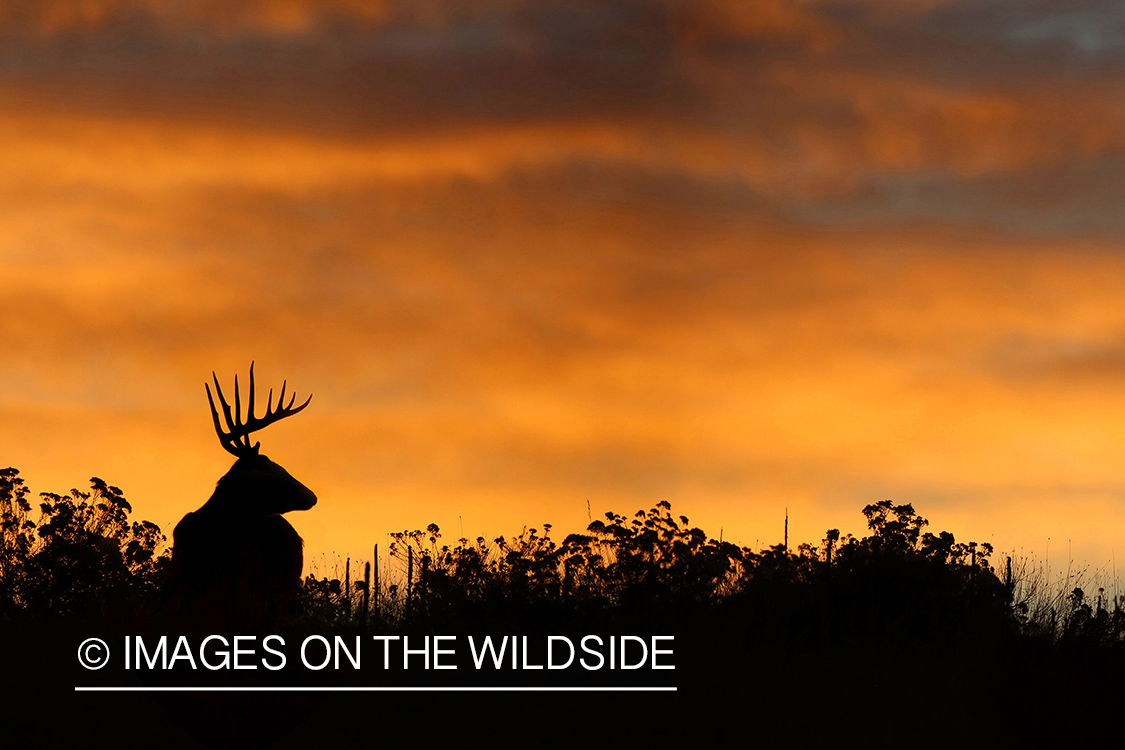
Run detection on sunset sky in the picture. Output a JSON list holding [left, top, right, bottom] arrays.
[[2, 1, 1124, 586]]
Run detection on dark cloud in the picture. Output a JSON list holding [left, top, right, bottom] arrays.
[[6, 0, 1122, 220], [824, 0, 1125, 83], [789, 153, 1125, 237], [503, 158, 776, 222], [925, 0, 1125, 60], [0, 0, 697, 130]]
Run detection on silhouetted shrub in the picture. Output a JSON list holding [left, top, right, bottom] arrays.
[[0, 468, 169, 624], [564, 501, 744, 609]]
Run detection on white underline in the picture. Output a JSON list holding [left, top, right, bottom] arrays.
[[75, 686, 676, 692]]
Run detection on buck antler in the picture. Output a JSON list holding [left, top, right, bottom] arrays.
[[207, 362, 312, 457]]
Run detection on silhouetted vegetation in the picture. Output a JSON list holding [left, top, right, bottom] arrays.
[[4, 466, 1123, 743], [1, 467, 168, 625], [6, 465, 1122, 645]]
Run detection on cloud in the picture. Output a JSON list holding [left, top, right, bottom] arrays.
[[0, 1, 695, 128], [789, 153, 1125, 237], [930, 0, 1125, 60], [6, 0, 1124, 206], [825, 1, 1125, 77]]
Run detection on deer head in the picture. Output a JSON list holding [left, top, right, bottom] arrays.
[[205, 362, 316, 516]]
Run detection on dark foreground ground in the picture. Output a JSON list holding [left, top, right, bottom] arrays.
[[3, 481, 1119, 746], [7, 611, 1122, 748]]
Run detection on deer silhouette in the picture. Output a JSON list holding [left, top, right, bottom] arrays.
[[170, 364, 316, 632]]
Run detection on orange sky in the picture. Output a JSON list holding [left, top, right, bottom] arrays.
[[2, 0, 1124, 589]]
